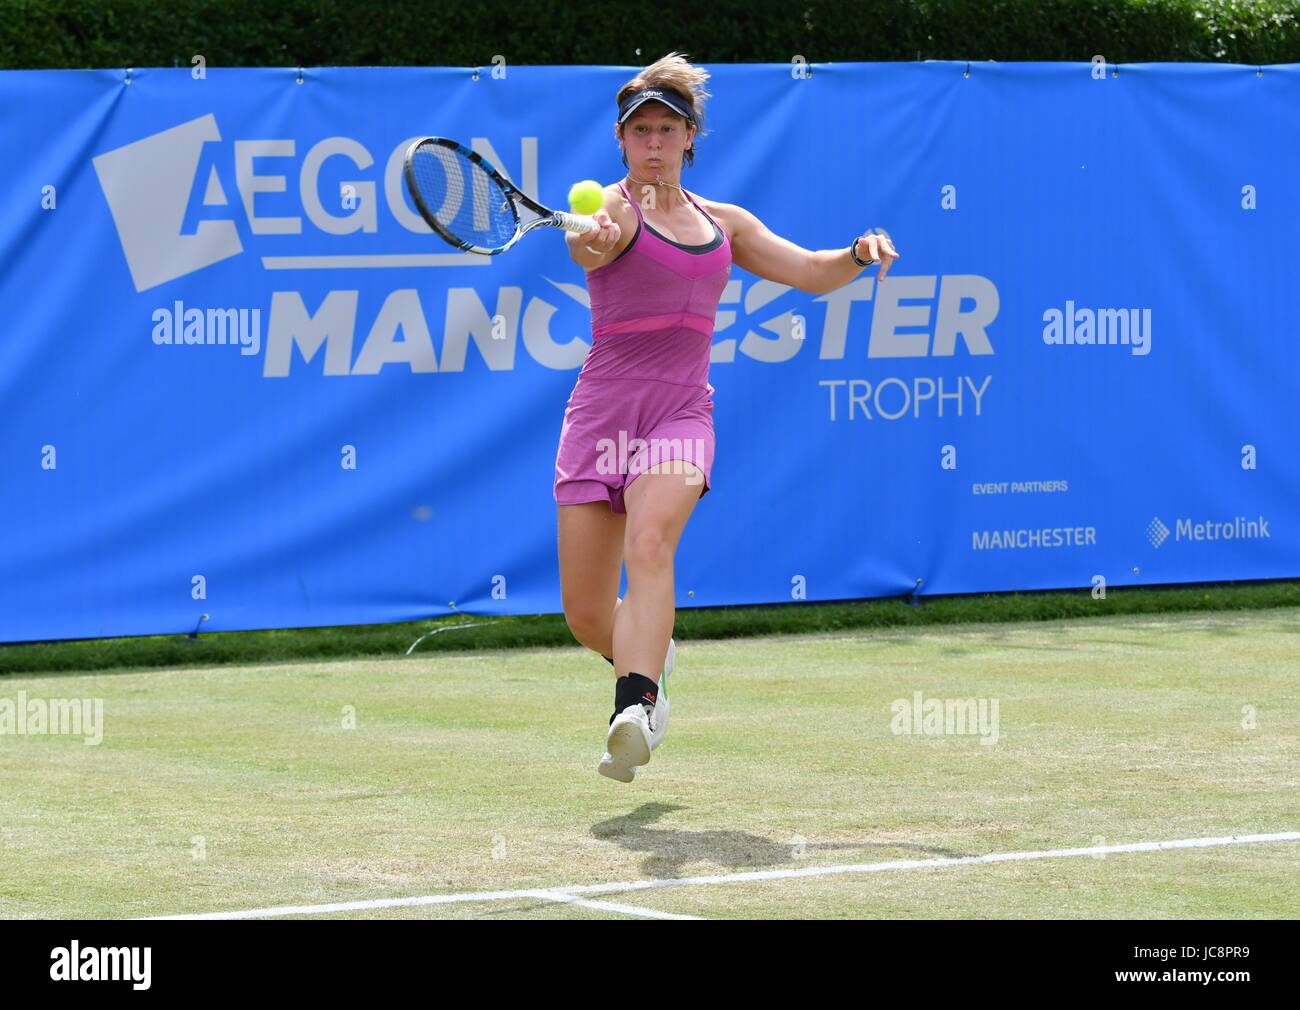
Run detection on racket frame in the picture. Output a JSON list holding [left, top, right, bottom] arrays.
[[403, 136, 596, 255]]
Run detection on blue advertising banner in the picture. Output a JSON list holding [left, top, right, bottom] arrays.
[[1, 61, 1297, 642]]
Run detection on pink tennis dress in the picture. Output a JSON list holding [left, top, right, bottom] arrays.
[[554, 180, 732, 515]]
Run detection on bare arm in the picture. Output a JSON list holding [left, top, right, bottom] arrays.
[[565, 186, 635, 270], [723, 203, 900, 294]]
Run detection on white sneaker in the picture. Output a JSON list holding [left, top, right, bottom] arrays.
[[650, 637, 674, 751], [599, 703, 652, 781], [596, 638, 675, 782], [597, 749, 636, 782]]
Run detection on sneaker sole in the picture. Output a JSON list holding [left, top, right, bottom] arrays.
[[605, 715, 651, 770], [597, 755, 635, 783]]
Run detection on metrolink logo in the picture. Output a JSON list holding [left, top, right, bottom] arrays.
[[1147, 514, 1270, 548], [93, 115, 1001, 377]]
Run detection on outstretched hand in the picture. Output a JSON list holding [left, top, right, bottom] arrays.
[[581, 209, 622, 256], [857, 233, 901, 281]]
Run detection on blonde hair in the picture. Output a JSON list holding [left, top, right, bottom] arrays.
[[615, 52, 712, 168]]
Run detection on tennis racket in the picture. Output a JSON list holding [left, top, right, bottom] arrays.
[[403, 136, 599, 255]]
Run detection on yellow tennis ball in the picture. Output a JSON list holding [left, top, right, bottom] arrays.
[[568, 179, 604, 215]]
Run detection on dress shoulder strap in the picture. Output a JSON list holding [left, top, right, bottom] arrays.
[[682, 189, 725, 239], [616, 180, 644, 224]]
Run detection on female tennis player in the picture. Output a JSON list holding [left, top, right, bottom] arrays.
[[555, 53, 900, 782]]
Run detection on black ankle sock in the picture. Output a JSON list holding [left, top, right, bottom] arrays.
[[610, 672, 658, 725]]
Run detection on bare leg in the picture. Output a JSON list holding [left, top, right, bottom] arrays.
[[557, 501, 625, 659], [613, 462, 704, 684]]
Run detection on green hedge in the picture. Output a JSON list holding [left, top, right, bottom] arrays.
[[4, 579, 1299, 676], [2, 0, 1298, 70]]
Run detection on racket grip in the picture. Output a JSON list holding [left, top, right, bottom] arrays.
[[552, 211, 598, 235]]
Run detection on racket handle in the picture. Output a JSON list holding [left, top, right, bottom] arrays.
[[552, 211, 598, 235]]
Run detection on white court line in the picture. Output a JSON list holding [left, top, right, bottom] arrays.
[[144, 830, 1300, 920], [531, 893, 702, 920]]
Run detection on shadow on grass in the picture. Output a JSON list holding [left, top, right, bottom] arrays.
[[590, 802, 977, 879]]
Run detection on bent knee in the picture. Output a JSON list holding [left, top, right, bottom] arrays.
[[563, 603, 611, 648], [624, 526, 675, 571]]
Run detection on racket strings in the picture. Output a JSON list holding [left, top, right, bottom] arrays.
[[408, 143, 516, 249]]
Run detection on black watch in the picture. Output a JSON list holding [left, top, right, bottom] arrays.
[[850, 237, 876, 268]]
